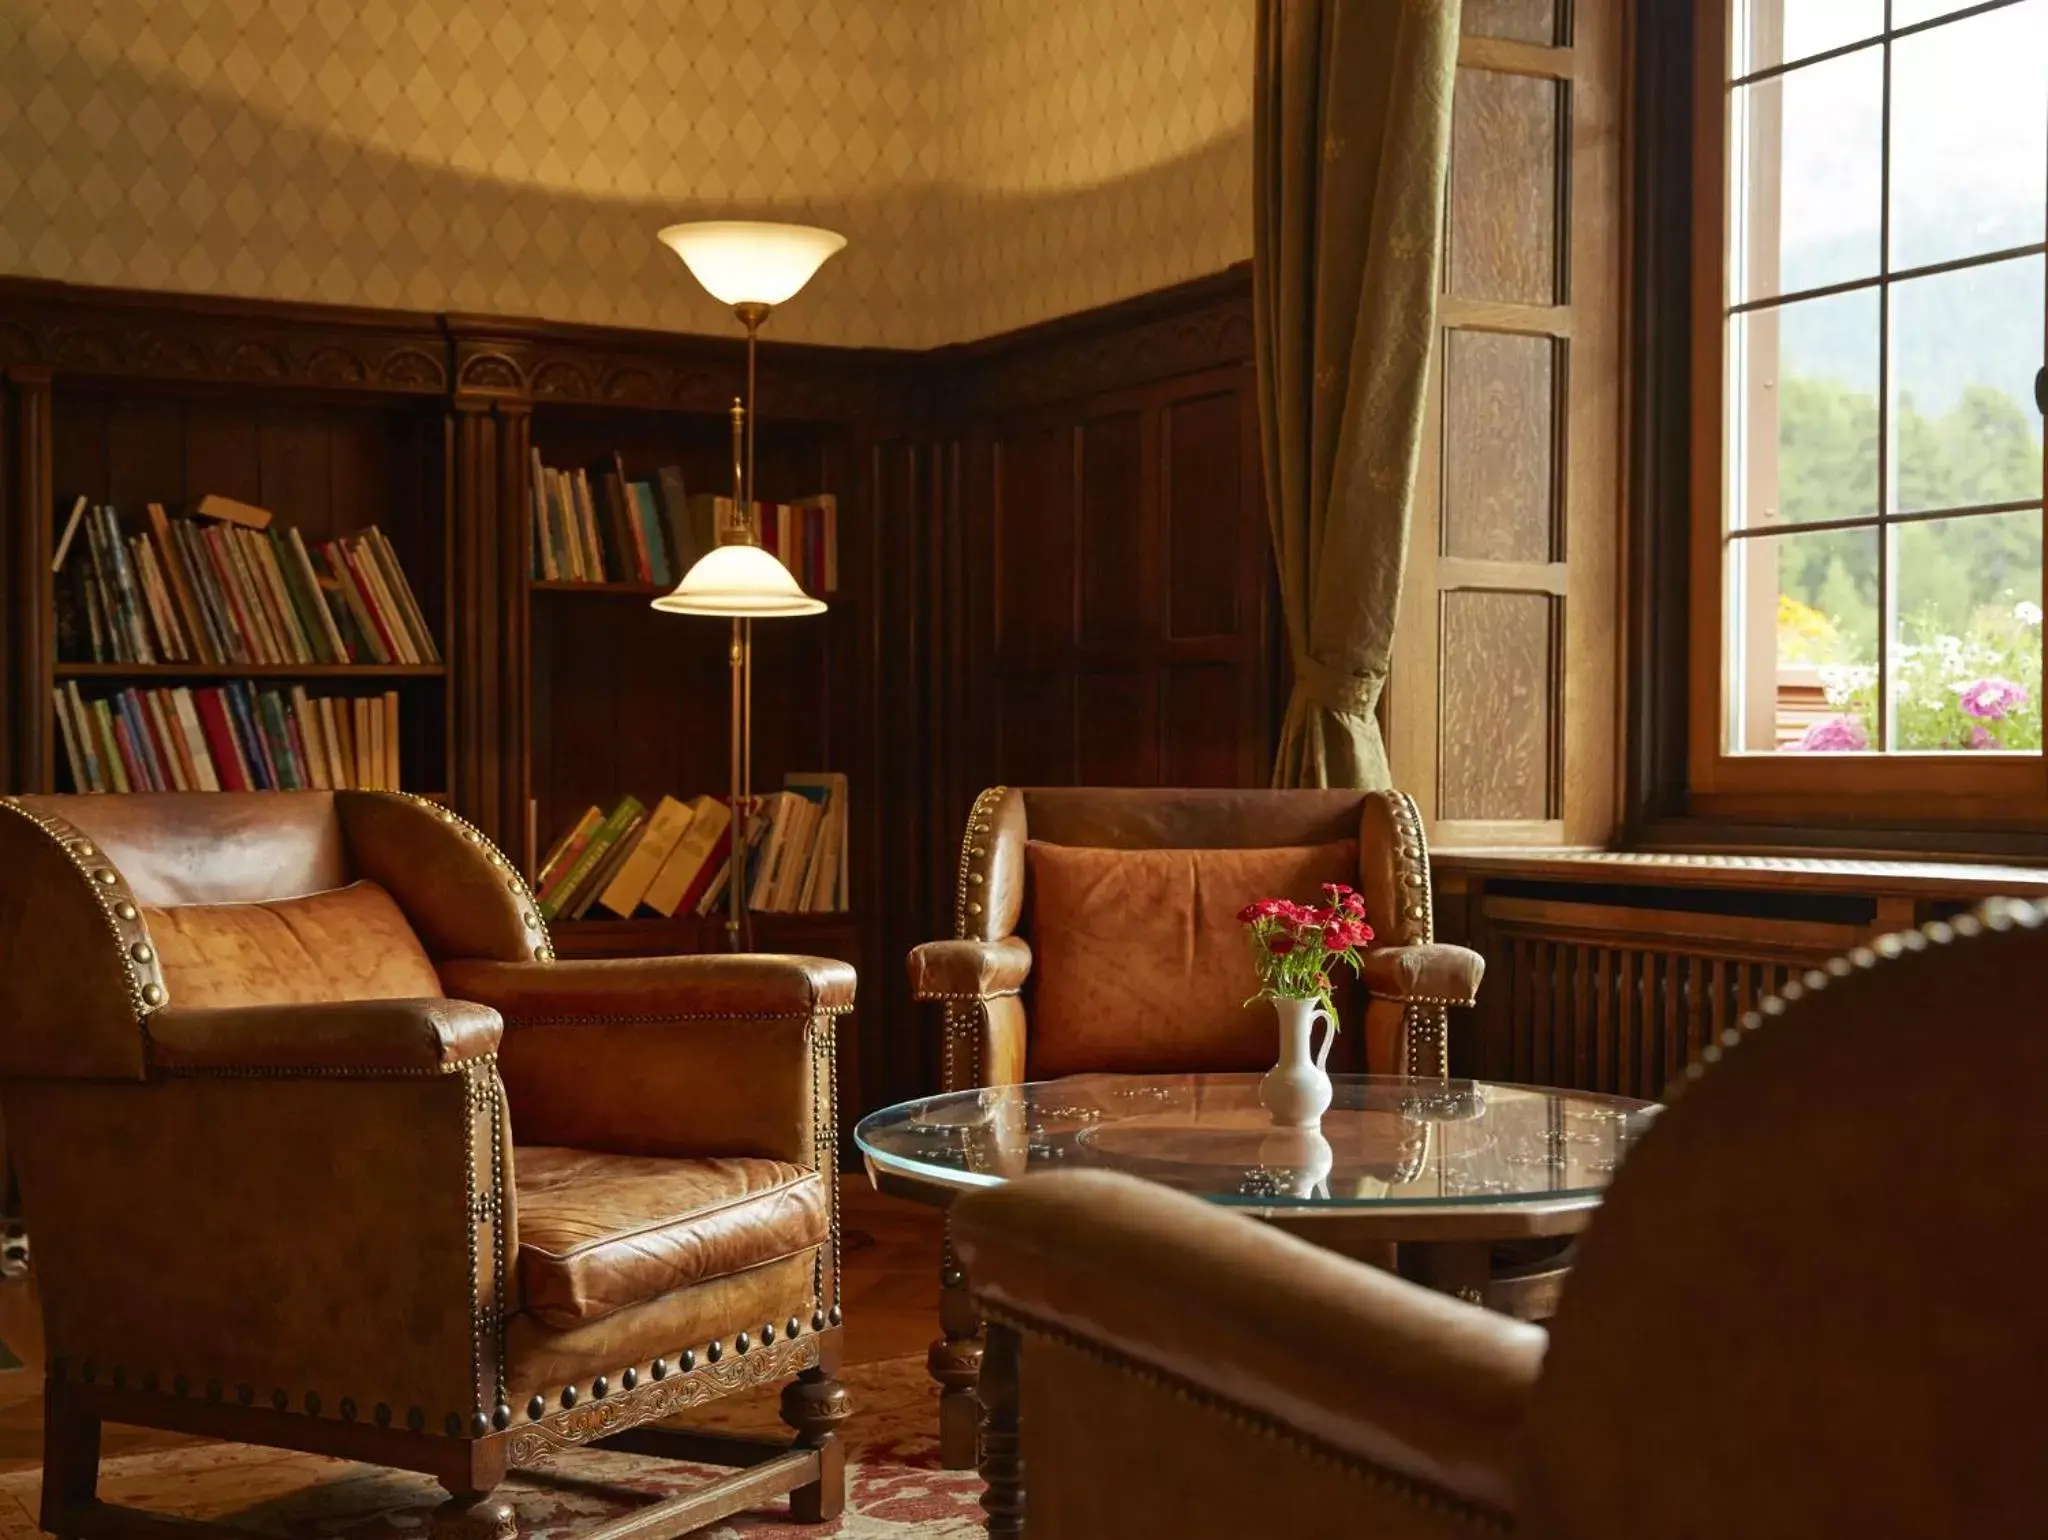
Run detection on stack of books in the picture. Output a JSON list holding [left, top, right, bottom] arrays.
[[53, 495, 439, 667], [529, 453, 703, 586], [54, 680, 401, 794], [536, 773, 849, 922], [528, 452, 839, 597]]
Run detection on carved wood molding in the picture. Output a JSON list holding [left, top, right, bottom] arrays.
[[938, 265, 1254, 418], [505, 1334, 821, 1466], [0, 278, 448, 395], [444, 315, 921, 428]]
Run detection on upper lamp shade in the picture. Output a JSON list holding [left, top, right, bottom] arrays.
[[650, 543, 826, 618], [656, 221, 847, 308]]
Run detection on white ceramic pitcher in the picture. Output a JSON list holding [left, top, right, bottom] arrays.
[[1259, 996, 1335, 1128]]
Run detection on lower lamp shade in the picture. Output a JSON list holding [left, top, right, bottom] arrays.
[[650, 543, 826, 618]]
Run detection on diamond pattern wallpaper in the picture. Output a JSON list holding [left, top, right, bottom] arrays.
[[0, 0, 1252, 348]]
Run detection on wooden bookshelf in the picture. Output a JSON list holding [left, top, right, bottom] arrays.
[[55, 662, 447, 679], [529, 580, 670, 597], [0, 268, 1270, 1127]]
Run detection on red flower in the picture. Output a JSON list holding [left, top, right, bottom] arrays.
[[1342, 893, 1366, 916], [1268, 936, 1296, 955], [1321, 922, 1346, 949]]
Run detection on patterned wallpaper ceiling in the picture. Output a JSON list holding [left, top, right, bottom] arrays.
[[0, 0, 1252, 348]]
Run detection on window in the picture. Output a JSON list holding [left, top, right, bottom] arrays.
[[1693, 0, 2048, 810]]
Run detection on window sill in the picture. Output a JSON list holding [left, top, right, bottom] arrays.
[[1430, 845, 2048, 901]]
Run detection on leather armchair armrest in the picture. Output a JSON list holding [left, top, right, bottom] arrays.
[[440, 955, 850, 1165], [440, 953, 855, 1020], [953, 1169, 1543, 1516], [1360, 942, 1485, 1007], [146, 998, 502, 1076], [907, 936, 1032, 1001]]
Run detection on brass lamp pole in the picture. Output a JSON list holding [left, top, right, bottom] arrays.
[[651, 223, 843, 952]]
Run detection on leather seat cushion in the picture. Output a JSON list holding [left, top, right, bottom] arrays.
[[1025, 839, 1363, 1077], [141, 879, 442, 1009], [514, 1147, 828, 1329]]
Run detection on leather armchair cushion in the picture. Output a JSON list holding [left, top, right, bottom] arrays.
[[142, 880, 442, 1009], [1025, 839, 1360, 1077], [513, 1147, 828, 1329]]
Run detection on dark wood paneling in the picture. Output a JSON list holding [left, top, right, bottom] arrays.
[[1075, 669, 1160, 785], [1078, 412, 1146, 645], [995, 673, 1076, 787], [1162, 661, 1245, 787], [995, 426, 1077, 654], [1438, 589, 1557, 821], [1449, 69, 1563, 306], [1443, 330, 1558, 563], [1165, 390, 1245, 640], [1462, 0, 1560, 45]]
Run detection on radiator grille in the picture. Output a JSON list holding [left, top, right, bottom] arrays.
[[1472, 899, 1872, 1100]]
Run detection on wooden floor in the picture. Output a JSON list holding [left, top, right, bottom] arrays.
[[0, 1178, 943, 1477]]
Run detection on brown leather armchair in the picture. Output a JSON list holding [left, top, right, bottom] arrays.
[[0, 790, 855, 1540], [904, 784, 1484, 1465], [951, 900, 2048, 1537]]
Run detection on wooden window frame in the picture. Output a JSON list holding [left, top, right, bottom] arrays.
[[1683, 0, 2048, 829]]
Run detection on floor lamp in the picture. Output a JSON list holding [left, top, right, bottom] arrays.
[[651, 221, 845, 952]]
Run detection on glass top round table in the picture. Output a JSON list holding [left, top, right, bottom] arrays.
[[855, 1073, 1659, 1243]]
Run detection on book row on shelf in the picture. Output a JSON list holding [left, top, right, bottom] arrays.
[[537, 774, 849, 923], [54, 681, 403, 795], [54, 494, 440, 668], [528, 451, 840, 596]]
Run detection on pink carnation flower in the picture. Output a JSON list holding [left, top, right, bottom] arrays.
[[1795, 715, 1869, 752], [1957, 677, 2028, 721]]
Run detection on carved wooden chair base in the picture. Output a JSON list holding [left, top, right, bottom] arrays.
[[40, 1348, 853, 1540]]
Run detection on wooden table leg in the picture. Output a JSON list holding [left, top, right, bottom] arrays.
[[979, 1321, 1023, 1537], [928, 1256, 984, 1471]]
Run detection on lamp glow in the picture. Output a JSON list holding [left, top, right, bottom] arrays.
[[651, 543, 826, 618], [655, 221, 846, 308]]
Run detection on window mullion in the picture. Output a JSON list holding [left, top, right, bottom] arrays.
[[1876, 3, 1894, 752]]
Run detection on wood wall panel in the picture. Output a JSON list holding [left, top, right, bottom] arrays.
[[1075, 669, 1161, 785], [1162, 661, 1246, 787], [1078, 411, 1147, 645], [1438, 590, 1557, 822], [1442, 330, 1559, 564], [953, 280, 1267, 816], [1463, 0, 1560, 44], [995, 426, 1076, 654], [1449, 69, 1563, 308], [995, 673, 1077, 787], [1165, 390, 1245, 640]]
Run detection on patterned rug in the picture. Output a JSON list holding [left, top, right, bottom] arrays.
[[0, 1357, 982, 1540]]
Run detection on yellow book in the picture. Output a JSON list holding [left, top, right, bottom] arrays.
[[642, 796, 729, 918], [598, 795, 695, 917]]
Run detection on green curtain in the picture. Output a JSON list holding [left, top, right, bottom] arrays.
[[1255, 0, 1462, 788]]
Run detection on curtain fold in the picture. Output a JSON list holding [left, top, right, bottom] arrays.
[[1255, 0, 1463, 789]]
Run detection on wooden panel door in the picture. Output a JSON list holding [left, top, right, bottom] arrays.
[[1388, 1, 1625, 847]]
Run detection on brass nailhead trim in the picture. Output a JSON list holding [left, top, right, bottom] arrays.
[[651, 1358, 668, 1380], [621, 1366, 637, 1389], [679, 1348, 695, 1371], [528, 1395, 546, 1420], [591, 1375, 608, 1398]]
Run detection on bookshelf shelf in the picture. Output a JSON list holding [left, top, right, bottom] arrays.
[[530, 580, 668, 597], [55, 663, 448, 680], [550, 910, 859, 960]]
